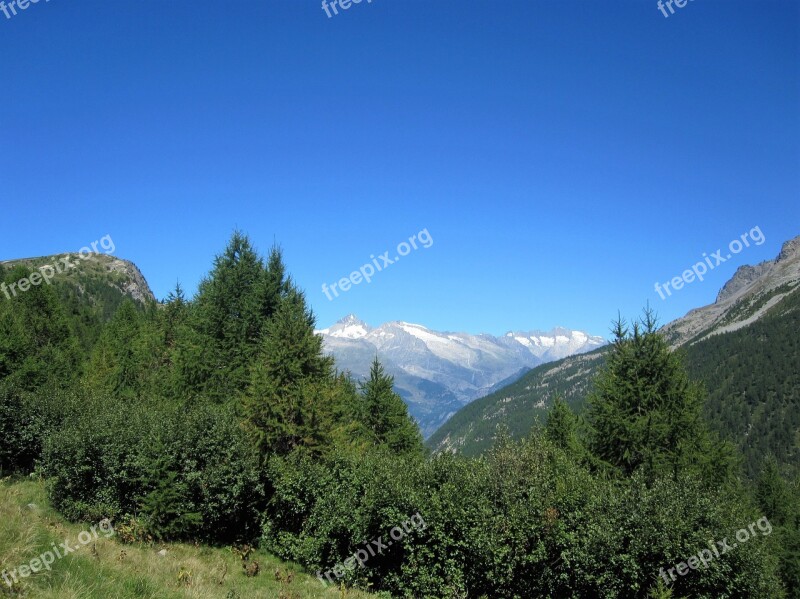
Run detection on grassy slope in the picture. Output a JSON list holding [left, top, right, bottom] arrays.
[[0, 478, 377, 599]]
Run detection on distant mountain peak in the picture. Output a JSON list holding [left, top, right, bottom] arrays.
[[338, 313, 367, 326], [777, 236, 800, 263], [317, 314, 371, 339]]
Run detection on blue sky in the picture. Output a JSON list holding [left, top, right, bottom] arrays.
[[1, 0, 798, 337]]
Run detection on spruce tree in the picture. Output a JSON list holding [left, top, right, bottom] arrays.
[[263, 245, 290, 318], [587, 309, 714, 480], [0, 265, 83, 473], [0, 265, 80, 390], [84, 299, 149, 398], [138, 449, 202, 540], [756, 456, 792, 526], [756, 459, 800, 594], [162, 282, 188, 349], [544, 396, 583, 458], [243, 287, 334, 456], [188, 231, 279, 400], [360, 357, 423, 455], [153, 283, 191, 398]]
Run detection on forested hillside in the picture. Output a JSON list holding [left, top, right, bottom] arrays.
[[1, 233, 798, 598], [426, 348, 607, 456], [0, 253, 154, 352], [428, 239, 800, 482], [689, 285, 800, 477]]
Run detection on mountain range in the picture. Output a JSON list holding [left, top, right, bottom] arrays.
[[315, 316, 605, 437]]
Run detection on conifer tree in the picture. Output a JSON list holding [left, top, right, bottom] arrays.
[[188, 231, 277, 400], [757, 456, 792, 526], [587, 308, 713, 480], [84, 299, 149, 398], [360, 357, 423, 455], [263, 245, 290, 318], [0, 265, 82, 472], [0, 265, 80, 390], [243, 287, 334, 456], [142, 283, 191, 398], [138, 449, 202, 540], [756, 459, 800, 595], [544, 396, 583, 458], [162, 282, 188, 350]]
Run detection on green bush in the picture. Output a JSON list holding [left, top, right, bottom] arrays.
[[260, 435, 785, 598], [41, 394, 264, 543]]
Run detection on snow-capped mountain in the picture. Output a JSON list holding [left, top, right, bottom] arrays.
[[316, 315, 605, 438]]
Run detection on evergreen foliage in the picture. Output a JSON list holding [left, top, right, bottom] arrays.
[[359, 357, 424, 455], [544, 395, 585, 460], [586, 310, 729, 482], [243, 286, 336, 456], [0, 234, 794, 597]]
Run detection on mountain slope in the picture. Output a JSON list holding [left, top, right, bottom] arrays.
[[1, 253, 155, 349], [426, 347, 607, 456], [686, 284, 800, 476], [661, 235, 800, 346], [428, 235, 800, 476], [1, 253, 154, 304], [316, 315, 604, 437]]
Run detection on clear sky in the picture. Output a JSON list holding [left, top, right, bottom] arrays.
[[1, 0, 798, 337]]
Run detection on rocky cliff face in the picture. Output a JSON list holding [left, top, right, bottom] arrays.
[[103, 257, 156, 303], [715, 262, 773, 304], [662, 235, 800, 346]]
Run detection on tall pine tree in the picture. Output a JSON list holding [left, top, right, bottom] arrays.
[[586, 309, 727, 481], [0, 265, 80, 391], [359, 357, 423, 455], [243, 287, 334, 456], [180, 232, 285, 400], [544, 396, 584, 459], [84, 299, 154, 399]]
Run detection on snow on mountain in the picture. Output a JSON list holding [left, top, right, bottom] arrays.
[[315, 316, 605, 438], [316, 314, 372, 339]]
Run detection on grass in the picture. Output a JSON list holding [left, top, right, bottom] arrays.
[[0, 477, 380, 599]]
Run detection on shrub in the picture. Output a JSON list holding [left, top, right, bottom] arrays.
[[41, 394, 264, 543]]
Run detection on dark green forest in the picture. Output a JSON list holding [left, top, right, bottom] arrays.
[[686, 287, 800, 478], [1, 234, 798, 598]]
